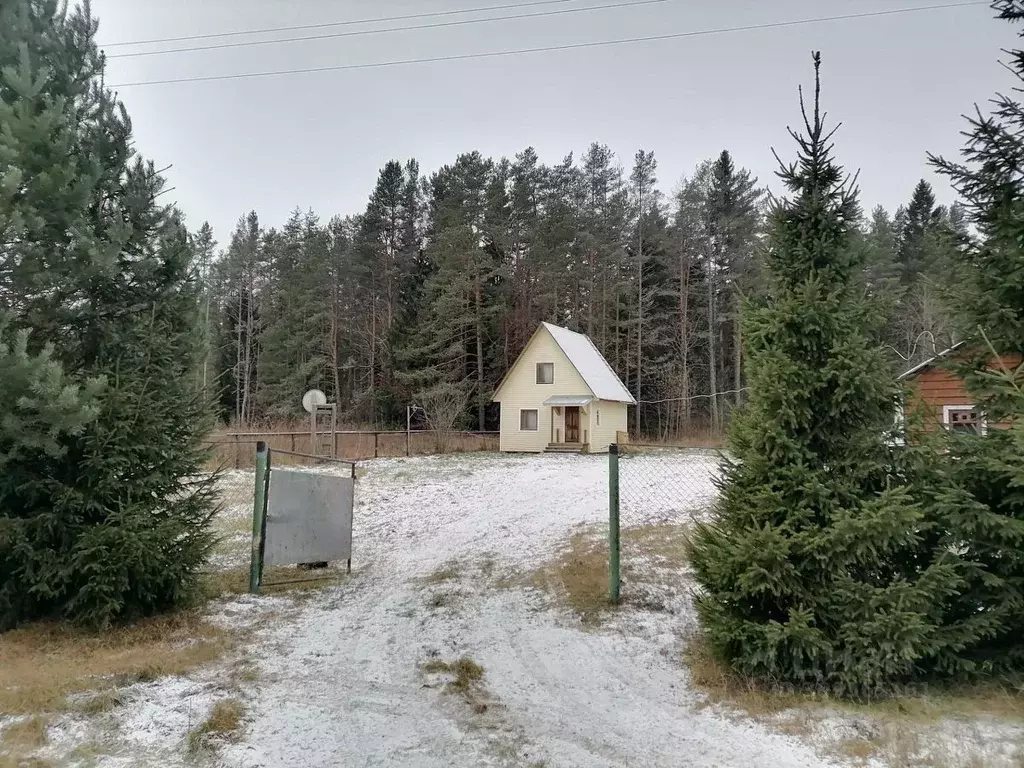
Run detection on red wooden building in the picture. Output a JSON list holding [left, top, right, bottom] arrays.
[[898, 342, 1020, 433]]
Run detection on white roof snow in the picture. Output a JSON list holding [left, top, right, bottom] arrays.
[[542, 322, 636, 404]]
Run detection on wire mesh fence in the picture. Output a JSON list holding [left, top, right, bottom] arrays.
[[608, 443, 725, 602]]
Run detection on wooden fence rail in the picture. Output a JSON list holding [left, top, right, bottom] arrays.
[[205, 430, 500, 469]]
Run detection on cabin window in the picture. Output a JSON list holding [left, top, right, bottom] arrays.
[[536, 363, 554, 384], [943, 405, 985, 435], [520, 409, 538, 431]]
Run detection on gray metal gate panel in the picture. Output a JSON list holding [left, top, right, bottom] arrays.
[[264, 469, 353, 566]]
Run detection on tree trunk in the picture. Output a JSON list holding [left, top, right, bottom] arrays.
[[707, 250, 719, 434], [635, 185, 644, 436], [680, 247, 691, 433], [475, 269, 485, 431], [734, 293, 742, 408]]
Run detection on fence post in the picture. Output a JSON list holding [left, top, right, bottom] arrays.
[[609, 442, 621, 603], [250, 441, 269, 594], [234, 432, 240, 469]]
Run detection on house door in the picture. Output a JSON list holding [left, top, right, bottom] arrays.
[[565, 407, 580, 443]]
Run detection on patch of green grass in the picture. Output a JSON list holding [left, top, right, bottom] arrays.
[[186, 698, 246, 755]]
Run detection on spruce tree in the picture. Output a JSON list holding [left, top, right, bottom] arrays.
[[926, 0, 1024, 672], [0, 1, 216, 627], [689, 54, 964, 693]]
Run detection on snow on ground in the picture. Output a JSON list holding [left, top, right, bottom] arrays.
[[25, 452, 1024, 767]]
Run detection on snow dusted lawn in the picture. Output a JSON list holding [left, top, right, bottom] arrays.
[[17, 452, 1023, 767]]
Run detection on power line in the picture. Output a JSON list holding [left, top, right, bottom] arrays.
[[109, 1, 988, 89], [106, 0, 671, 60], [101, 0, 584, 48]]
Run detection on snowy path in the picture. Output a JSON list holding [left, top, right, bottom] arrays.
[[215, 453, 834, 768]]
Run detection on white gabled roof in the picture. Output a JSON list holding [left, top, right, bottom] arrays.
[[541, 322, 636, 403]]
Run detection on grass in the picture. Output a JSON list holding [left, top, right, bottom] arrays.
[[0, 611, 231, 717], [421, 563, 461, 583], [686, 636, 1024, 765], [421, 655, 486, 702], [186, 698, 246, 755], [526, 522, 691, 626], [202, 564, 345, 599], [1, 716, 49, 749]]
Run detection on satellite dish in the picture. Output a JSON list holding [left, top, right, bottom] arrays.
[[302, 389, 327, 414]]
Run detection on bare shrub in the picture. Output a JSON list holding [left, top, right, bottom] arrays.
[[418, 384, 470, 453]]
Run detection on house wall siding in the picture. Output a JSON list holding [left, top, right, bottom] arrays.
[[494, 329, 593, 452], [587, 401, 628, 453], [904, 354, 1021, 429]]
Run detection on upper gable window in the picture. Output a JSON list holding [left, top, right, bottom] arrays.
[[536, 362, 554, 384]]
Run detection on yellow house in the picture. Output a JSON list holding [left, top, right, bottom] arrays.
[[492, 322, 635, 453]]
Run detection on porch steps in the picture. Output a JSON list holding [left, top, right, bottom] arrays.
[[545, 443, 585, 454]]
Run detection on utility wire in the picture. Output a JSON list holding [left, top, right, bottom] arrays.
[[106, 0, 671, 60], [109, 1, 988, 89], [101, 0, 584, 48]]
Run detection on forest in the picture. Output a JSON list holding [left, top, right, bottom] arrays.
[[201, 144, 965, 436]]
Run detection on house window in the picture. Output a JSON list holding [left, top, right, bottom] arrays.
[[536, 362, 554, 384], [943, 405, 985, 435], [520, 409, 538, 431]]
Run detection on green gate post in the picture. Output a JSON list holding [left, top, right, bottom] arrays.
[[249, 441, 269, 594], [609, 442, 621, 603]]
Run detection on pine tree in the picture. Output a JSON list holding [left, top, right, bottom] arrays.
[[191, 222, 217, 394], [926, 0, 1024, 672], [0, 1, 216, 627], [689, 54, 964, 693], [704, 151, 763, 425]]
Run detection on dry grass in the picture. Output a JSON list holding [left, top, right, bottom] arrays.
[[627, 430, 726, 450], [686, 636, 1024, 766], [0, 611, 231, 717], [421, 563, 461, 584], [1, 716, 49, 749], [526, 522, 691, 626], [422, 655, 487, 706], [202, 565, 345, 599], [686, 637, 1024, 722], [186, 697, 246, 755]]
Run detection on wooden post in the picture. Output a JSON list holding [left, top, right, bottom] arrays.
[[406, 405, 412, 456], [290, 433, 296, 452], [234, 432, 240, 469], [374, 432, 379, 459]]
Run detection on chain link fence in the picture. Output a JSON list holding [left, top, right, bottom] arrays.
[[608, 443, 725, 602]]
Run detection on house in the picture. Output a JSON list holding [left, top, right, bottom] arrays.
[[492, 322, 635, 453], [898, 342, 1020, 434]]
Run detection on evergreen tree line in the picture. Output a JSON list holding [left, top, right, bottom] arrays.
[[202, 147, 968, 436], [692, 1, 1024, 694]]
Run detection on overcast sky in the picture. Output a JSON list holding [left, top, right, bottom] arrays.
[[92, 0, 1011, 245]]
